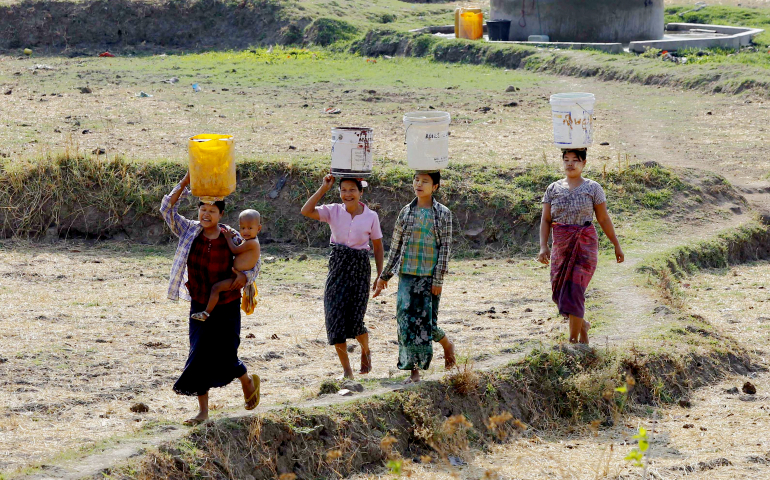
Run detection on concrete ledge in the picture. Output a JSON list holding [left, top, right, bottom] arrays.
[[629, 23, 764, 53], [494, 41, 623, 54]]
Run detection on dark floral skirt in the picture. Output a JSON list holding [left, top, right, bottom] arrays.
[[396, 274, 446, 371], [324, 243, 371, 345]]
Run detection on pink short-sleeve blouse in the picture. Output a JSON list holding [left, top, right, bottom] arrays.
[[316, 203, 383, 250]]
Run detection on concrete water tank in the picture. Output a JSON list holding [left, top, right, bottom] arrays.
[[489, 0, 664, 43]]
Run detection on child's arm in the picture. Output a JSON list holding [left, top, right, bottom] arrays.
[[223, 230, 258, 254], [160, 172, 195, 237]]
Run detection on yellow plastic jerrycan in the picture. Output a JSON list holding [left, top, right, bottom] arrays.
[[459, 8, 484, 40], [188, 134, 236, 200]]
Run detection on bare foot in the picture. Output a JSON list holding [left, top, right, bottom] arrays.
[[403, 370, 420, 384], [359, 351, 372, 374], [579, 320, 591, 344], [443, 340, 456, 370], [183, 412, 208, 426]]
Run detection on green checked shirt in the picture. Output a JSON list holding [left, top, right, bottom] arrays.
[[400, 207, 437, 277], [381, 197, 453, 287]]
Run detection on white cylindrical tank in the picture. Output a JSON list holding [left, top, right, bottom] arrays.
[[490, 0, 664, 43]]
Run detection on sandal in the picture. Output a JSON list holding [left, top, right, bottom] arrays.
[[244, 374, 260, 410], [191, 311, 210, 322]]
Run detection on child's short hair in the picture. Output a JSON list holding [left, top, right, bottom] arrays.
[[239, 209, 261, 224], [415, 171, 441, 192], [199, 200, 226, 213]]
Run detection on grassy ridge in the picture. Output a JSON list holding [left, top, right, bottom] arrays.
[[122, 337, 752, 479], [0, 153, 692, 251], [638, 221, 770, 306], [350, 29, 770, 96]]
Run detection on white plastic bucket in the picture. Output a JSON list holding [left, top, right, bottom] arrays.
[[330, 127, 373, 177], [403, 111, 451, 170], [549, 93, 595, 148]]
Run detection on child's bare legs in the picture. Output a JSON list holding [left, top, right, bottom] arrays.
[[191, 278, 234, 320], [334, 343, 355, 380], [184, 393, 209, 426], [356, 333, 372, 374], [408, 369, 420, 383]]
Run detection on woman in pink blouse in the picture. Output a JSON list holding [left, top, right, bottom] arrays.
[[302, 174, 385, 379]]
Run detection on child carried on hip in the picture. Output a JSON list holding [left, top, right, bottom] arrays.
[[191, 209, 262, 321]]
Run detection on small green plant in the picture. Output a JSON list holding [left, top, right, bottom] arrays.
[[379, 13, 397, 24], [625, 427, 650, 478], [640, 47, 661, 58], [386, 459, 403, 475]]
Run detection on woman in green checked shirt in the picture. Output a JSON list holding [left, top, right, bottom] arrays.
[[374, 172, 456, 384]]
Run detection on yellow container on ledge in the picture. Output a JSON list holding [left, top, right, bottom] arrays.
[[458, 7, 483, 40], [188, 134, 236, 200]]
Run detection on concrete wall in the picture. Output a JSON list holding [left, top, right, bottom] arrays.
[[490, 0, 664, 43]]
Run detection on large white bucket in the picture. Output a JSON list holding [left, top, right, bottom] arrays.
[[549, 93, 595, 148], [403, 111, 451, 170], [330, 127, 373, 177]]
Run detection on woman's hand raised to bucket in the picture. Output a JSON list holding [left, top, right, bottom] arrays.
[[321, 174, 335, 193]]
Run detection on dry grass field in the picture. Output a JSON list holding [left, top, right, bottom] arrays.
[[1, 50, 769, 186]]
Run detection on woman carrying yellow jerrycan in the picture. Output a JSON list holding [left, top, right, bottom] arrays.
[[161, 134, 262, 426]]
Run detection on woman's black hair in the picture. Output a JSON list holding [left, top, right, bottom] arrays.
[[339, 178, 363, 192], [199, 200, 226, 214], [562, 149, 587, 161]]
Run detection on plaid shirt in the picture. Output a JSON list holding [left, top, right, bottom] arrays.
[[186, 230, 242, 305], [381, 197, 452, 287], [160, 181, 260, 302], [399, 207, 438, 277]]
